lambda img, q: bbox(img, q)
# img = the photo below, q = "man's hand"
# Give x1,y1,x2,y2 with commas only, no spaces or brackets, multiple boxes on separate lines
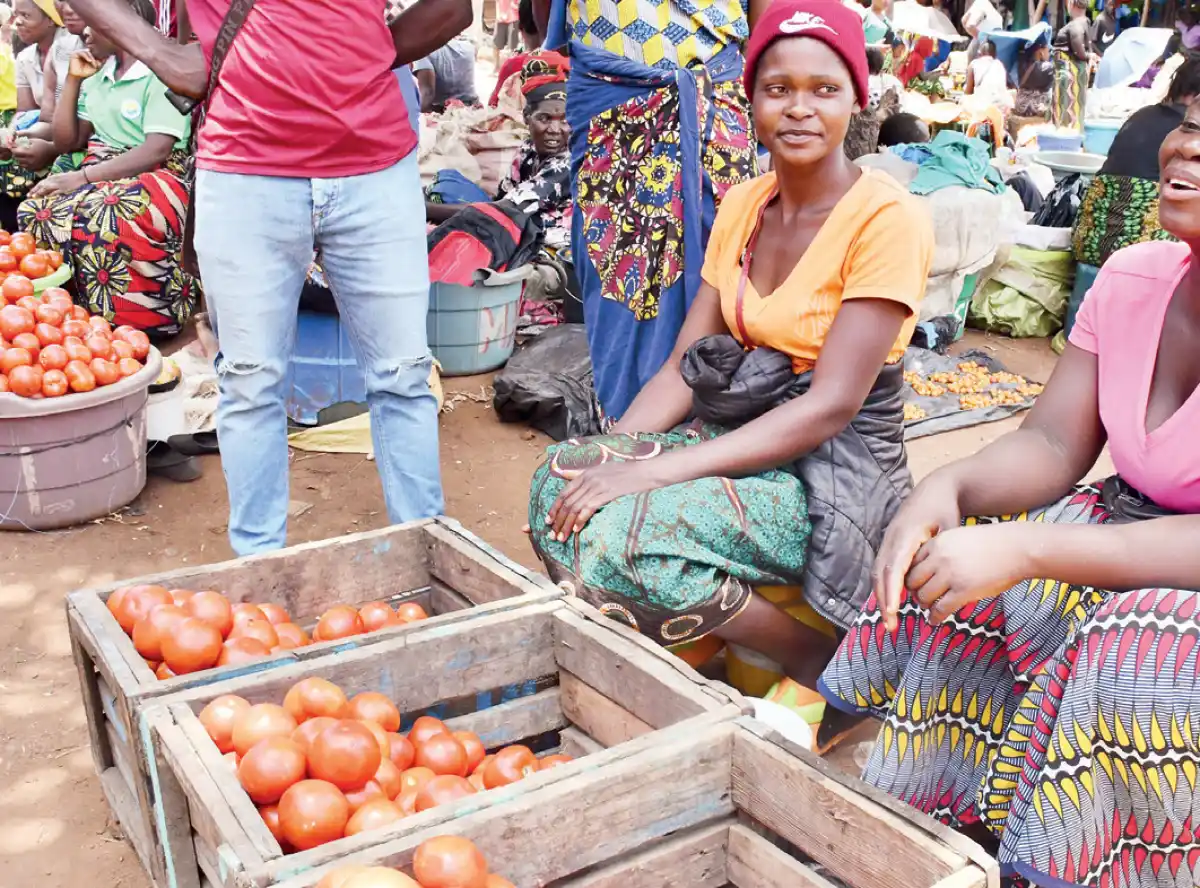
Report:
30,170,88,198
68,50,104,80
12,138,59,172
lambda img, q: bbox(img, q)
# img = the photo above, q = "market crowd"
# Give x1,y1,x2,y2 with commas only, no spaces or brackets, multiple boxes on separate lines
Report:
33,0,1200,883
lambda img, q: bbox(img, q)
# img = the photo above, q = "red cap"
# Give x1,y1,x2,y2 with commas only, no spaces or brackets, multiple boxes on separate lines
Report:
743,0,870,109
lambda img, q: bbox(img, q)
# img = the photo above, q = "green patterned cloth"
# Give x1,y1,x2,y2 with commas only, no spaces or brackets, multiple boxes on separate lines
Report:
1072,173,1175,267
0,148,83,200
527,422,812,645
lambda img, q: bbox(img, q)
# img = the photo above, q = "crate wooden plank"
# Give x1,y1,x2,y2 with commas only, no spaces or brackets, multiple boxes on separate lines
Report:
558,670,653,748
428,580,473,614
442,687,566,750
70,616,114,775
558,727,605,759
727,824,840,888
731,727,966,888
69,591,147,733
268,715,738,888
425,519,546,603
558,821,729,887
99,767,156,877
138,707,204,888
930,868,989,888
552,602,735,731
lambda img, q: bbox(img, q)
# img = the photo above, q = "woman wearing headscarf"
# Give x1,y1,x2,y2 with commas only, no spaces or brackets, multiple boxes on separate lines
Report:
1051,0,1095,131
896,37,935,87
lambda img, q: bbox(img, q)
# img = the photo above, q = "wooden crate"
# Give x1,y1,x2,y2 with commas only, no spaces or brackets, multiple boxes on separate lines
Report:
66,517,556,888
266,717,999,888
143,598,747,888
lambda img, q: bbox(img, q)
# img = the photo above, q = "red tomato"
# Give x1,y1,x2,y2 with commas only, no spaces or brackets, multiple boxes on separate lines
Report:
11,332,40,358
413,775,477,813
238,737,307,805
199,695,251,754
0,304,35,340
386,733,415,772
60,319,90,339
9,233,35,259
185,591,234,636
307,720,382,792
124,329,151,360
85,335,113,361
14,296,40,314
42,287,69,305
40,368,67,397
453,732,487,775
346,693,401,733
33,303,63,326
257,603,291,625
110,339,134,360
19,253,48,279
372,758,403,800
272,622,310,649
64,360,96,393
0,250,17,274
156,662,177,680
0,375,9,393
132,604,188,660
408,716,450,746
217,636,272,666
283,678,348,724
395,602,429,623
117,357,142,378
397,766,436,795
343,779,387,813
88,315,112,334
414,733,468,777
0,231,12,247
230,618,279,650
481,746,538,789
161,618,224,675
34,323,63,347
537,753,574,771
44,250,63,270
0,347,32,372
89,358,120,387
70,305,88,321
357,601,399,632
63,337,92,363
343,798,404,837
291,716,339,755
277,780,349,852
313,605,365,642
231,704,298,759
413,836,489,888
0,274,33,304
7,364,42,397
259,805,284,844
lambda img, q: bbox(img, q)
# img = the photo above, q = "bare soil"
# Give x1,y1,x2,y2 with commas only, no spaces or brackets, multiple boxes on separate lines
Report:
0,333,1104,887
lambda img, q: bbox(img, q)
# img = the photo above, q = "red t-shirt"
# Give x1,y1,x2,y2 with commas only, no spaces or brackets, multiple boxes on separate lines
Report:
188,0,416,178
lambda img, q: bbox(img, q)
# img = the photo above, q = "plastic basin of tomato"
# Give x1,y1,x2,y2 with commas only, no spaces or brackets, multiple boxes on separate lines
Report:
31,263,71,293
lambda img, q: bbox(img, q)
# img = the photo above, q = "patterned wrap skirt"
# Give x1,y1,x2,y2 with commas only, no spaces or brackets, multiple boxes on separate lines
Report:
1052,49,1088,132
1072,174,1176,268
19,142,199,337
820,485,1200,888
527,422,812,645
565,40,757,423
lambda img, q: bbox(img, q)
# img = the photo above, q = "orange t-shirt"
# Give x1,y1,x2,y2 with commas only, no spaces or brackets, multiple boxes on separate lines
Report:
700,168,935,374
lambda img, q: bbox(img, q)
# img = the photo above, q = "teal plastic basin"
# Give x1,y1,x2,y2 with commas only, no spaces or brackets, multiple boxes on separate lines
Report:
427,268,527,376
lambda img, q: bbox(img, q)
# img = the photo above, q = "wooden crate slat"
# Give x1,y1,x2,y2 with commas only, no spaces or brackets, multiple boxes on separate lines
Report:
70,615,114,775
930,868,989,888
68,591,147,730
99,767,156,877
442,687,566,749
425,521,546,603
557,726,605,759
558,670,653,748
556,821,730,888
428,580,473,614
731,727,966,888
726,824,841,888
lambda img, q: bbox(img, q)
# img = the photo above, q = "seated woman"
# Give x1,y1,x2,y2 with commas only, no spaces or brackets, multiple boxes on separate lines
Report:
526,1,933,742
964,40,1010,108
820,100,1200,888
1073,57,1200,269
19,0,198,337
412,33,479,113
1012,41,1052,119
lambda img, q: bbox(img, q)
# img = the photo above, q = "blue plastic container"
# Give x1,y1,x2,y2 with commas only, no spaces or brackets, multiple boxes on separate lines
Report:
1065,262,1100,336
1037,131,1084,152
427,269,526,376
286,311,367,426
1083,119,1121,156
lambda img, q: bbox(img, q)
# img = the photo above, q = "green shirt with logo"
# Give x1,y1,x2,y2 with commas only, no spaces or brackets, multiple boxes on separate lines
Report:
78,58,191,152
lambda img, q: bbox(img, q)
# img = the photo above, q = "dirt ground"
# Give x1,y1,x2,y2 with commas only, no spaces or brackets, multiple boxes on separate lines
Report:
0,332,1108,888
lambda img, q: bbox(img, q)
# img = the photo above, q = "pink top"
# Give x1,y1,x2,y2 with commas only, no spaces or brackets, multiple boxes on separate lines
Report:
188,0,416,178
1069,241,1200,514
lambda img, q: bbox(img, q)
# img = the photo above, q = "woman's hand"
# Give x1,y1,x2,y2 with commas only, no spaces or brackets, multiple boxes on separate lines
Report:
68,50,103,80
12,138,58,171
905,522,1037,624
546,460,668,542
29,170,87,198
874,477,962,632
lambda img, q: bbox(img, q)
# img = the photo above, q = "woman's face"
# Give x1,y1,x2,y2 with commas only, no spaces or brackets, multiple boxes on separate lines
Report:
57,1,85,35
13,0,54,46
753,38,858,169
83,25,115,59
1159,103,1200,241
526,97,568,155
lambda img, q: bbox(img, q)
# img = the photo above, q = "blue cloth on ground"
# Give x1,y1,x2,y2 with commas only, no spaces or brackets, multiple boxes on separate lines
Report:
902,131,1005,195
427,170,493,205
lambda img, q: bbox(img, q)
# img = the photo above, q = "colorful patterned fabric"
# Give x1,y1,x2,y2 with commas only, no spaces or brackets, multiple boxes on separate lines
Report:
565,0,748,71
528,422,811,644
498,141,572,250
1052,48,1087,131
566,40,757,420
19,143,199,336
0,146,82,200
1072,174,1175,268
820,484,1200,888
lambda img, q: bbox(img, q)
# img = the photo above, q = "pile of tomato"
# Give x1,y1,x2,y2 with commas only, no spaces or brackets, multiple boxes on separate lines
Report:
0,286,151,399
106,585,429,681
317,836,513,888
198,677,572,857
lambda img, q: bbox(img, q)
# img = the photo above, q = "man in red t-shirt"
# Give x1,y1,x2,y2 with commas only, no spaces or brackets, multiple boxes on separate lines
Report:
67,0,469,554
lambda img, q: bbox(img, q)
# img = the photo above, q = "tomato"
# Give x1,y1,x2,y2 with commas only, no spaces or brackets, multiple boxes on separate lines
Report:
257,603,291,625
64,360,96,392
218,636,272,666
395,787,419,816
385,733,415,772
156,661,177,680
63,338,92,363
168,588,195,605
283,678,348,724
343,799,403,837
278,780,350,851
1,274,33,303
343,779,386,813
413,733,468,778
185,591,234,636
231,602,267,627
112,585,172,634
19,253,48,279
230,618,279,650
412,836,489,888
238,737,307,805
346,693,401,733
0,250,17,274
481,746,538,789
413,774,476,813
9,233,34,259
467,771,485,792
44,250,63,270
34,323,63,347
0,231,12,247
537,753,573,771
85,335,113,361
372,758,403,800
1,347,32,373
33,303,63,326
199,695,251,754
0,304,35,340
453,732,486,775
70,305,89,321
485,876,517,888
395,602,429,623
313,605,364,642
132,604,188,660
231,704,298,759
118,357,142,378
110,339,134,360
43,286,70,305
0,374,9,394
357,601,399,632
291,717,339,755
260,805,284,845
161,618,224,675
407,716,449,747
356,718,391,763
124,328,150,360
273,622,310,649
11,332,40,358
61,319,90,339
315,866,374,888
7,364,42,397
308,720,382,792
397,766,435,795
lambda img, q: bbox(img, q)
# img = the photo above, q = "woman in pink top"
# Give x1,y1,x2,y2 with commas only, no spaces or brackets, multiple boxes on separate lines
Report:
819,102,1200,888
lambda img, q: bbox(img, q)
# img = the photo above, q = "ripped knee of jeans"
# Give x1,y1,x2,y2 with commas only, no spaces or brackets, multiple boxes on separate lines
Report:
370,353,436,397
215,354,288,398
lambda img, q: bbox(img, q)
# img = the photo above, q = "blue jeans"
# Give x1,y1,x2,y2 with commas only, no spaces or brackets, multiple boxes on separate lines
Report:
194,152,444,555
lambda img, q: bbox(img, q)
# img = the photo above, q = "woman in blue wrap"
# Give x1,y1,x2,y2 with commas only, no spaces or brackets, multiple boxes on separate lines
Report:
534,0,763,423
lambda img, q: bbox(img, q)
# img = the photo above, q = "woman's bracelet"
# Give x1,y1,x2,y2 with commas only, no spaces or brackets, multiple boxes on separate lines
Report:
81,166,90,184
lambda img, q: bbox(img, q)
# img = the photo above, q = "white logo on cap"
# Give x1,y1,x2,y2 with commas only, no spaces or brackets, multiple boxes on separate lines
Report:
778,11,837,34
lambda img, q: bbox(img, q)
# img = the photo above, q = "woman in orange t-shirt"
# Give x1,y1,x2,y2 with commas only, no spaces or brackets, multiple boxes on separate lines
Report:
527,0,933,745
